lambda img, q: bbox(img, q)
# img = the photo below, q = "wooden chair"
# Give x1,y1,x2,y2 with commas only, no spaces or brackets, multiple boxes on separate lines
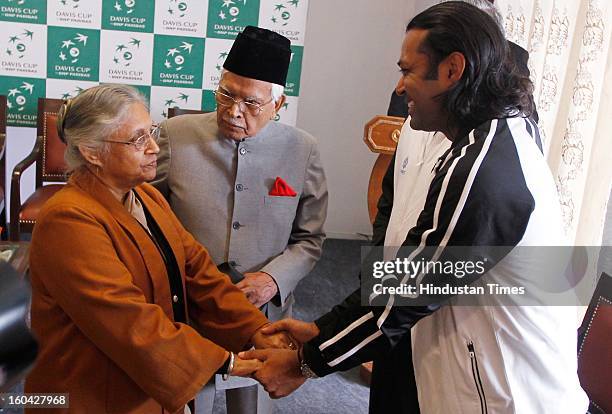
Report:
363,115,405,223
167,107,207,118
359,115,405,384
578,272,612,414
10,98,66,241
0,96,7,239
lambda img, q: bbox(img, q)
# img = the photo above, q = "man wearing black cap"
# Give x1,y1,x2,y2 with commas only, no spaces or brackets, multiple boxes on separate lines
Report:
153,26,328,414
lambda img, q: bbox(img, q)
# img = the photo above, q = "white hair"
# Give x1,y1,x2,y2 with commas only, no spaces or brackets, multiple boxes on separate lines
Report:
57,84,147,173
271,83,285,103
220,69,285,103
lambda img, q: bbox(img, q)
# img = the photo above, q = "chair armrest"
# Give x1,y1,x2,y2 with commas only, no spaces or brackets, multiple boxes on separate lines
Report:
0,133,6,161
363,115,405,155
0,132,6,191
10,135,42,238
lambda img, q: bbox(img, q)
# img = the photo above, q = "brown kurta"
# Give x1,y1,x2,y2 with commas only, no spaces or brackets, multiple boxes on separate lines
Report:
25,169,268,413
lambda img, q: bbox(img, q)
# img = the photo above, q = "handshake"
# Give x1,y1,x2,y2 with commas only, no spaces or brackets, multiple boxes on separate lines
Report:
229,318,321,398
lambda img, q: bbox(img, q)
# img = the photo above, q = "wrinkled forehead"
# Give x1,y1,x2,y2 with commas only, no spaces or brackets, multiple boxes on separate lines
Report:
219,70,273,98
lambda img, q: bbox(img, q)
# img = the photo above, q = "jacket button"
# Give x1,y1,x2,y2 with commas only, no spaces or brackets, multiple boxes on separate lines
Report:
239,147,247,155
236,184,244,191
232,221,241,230
172,295,179,303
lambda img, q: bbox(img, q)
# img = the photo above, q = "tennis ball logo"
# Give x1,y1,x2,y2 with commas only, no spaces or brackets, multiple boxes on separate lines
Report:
5,30,34,60
113,0,136,14
167,0,188,18
218,0,246,23
163,41,193,72
270,1,300,26
60,87,84,100
113,38,141,67
161,92,190,117
273,102,289,122
60,0,81,8
6,82,35,112
58,33,88,64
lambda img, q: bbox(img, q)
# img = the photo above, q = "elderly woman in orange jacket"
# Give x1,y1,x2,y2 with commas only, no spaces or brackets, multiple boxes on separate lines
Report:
25,84,289,413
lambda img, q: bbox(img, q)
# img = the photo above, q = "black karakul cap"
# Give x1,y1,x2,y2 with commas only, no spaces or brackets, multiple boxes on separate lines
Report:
223,26,291,86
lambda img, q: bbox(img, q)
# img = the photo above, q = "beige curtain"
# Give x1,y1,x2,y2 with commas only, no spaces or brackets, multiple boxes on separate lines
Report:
496,0,612,246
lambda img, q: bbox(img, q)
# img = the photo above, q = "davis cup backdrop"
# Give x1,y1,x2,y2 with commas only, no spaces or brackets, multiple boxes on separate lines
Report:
0,0,309,128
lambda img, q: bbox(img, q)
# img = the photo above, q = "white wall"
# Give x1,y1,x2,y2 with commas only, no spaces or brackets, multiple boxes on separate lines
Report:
4,1,419,238
296,0,416,239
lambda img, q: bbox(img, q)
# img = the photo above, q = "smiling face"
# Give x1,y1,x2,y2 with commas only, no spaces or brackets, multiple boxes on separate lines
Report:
95,103,159,193
216,71,283,141
396,29,453,135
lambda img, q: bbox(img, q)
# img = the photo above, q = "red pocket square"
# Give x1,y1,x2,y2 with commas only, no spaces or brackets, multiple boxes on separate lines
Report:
269,176,297,197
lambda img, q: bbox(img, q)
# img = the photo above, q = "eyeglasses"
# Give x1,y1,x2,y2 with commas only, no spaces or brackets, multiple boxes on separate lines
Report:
103,124,161,151
213,89,273,116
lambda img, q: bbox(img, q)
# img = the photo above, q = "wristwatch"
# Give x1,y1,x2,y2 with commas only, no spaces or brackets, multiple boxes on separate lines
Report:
299,347,318,379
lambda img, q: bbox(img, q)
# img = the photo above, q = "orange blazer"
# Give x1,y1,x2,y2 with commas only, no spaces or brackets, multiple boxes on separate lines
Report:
25,169,268,413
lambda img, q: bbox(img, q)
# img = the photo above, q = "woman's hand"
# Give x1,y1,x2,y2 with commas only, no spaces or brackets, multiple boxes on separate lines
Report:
230,353,263,378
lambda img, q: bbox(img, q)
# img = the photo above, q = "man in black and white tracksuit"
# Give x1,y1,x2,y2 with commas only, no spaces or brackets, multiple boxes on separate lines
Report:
241,3,589,413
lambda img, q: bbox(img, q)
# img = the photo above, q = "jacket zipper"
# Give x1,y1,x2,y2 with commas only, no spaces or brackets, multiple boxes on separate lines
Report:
468,341,488,414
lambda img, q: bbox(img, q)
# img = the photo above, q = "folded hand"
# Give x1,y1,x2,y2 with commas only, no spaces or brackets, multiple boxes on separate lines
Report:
259,318,320,346
238,348,306,398
251,324,297,350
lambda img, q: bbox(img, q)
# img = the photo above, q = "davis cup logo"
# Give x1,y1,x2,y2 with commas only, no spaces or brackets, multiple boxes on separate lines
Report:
164,41,193,72
270,0,299,26
7,81,34,112
273,101,289,121
60,86,84,100
58,33,88,64
218,0,247,23
113,0,136,14
5,29,34,59
114,38,141,67
167,0,188,18
7,0,26,5
215,51,228,72
161,92,189,117
59,0,81,8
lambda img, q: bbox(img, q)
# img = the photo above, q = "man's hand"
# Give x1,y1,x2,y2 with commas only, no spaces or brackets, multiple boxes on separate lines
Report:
238,349,306,398
236,271,278,307
260,318,320,346
250,324,296,350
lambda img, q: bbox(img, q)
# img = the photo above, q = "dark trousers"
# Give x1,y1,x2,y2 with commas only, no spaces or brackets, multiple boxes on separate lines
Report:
369,333,420,414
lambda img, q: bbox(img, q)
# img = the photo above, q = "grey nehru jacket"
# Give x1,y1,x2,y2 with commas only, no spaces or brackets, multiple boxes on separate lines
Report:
153,112,328,319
